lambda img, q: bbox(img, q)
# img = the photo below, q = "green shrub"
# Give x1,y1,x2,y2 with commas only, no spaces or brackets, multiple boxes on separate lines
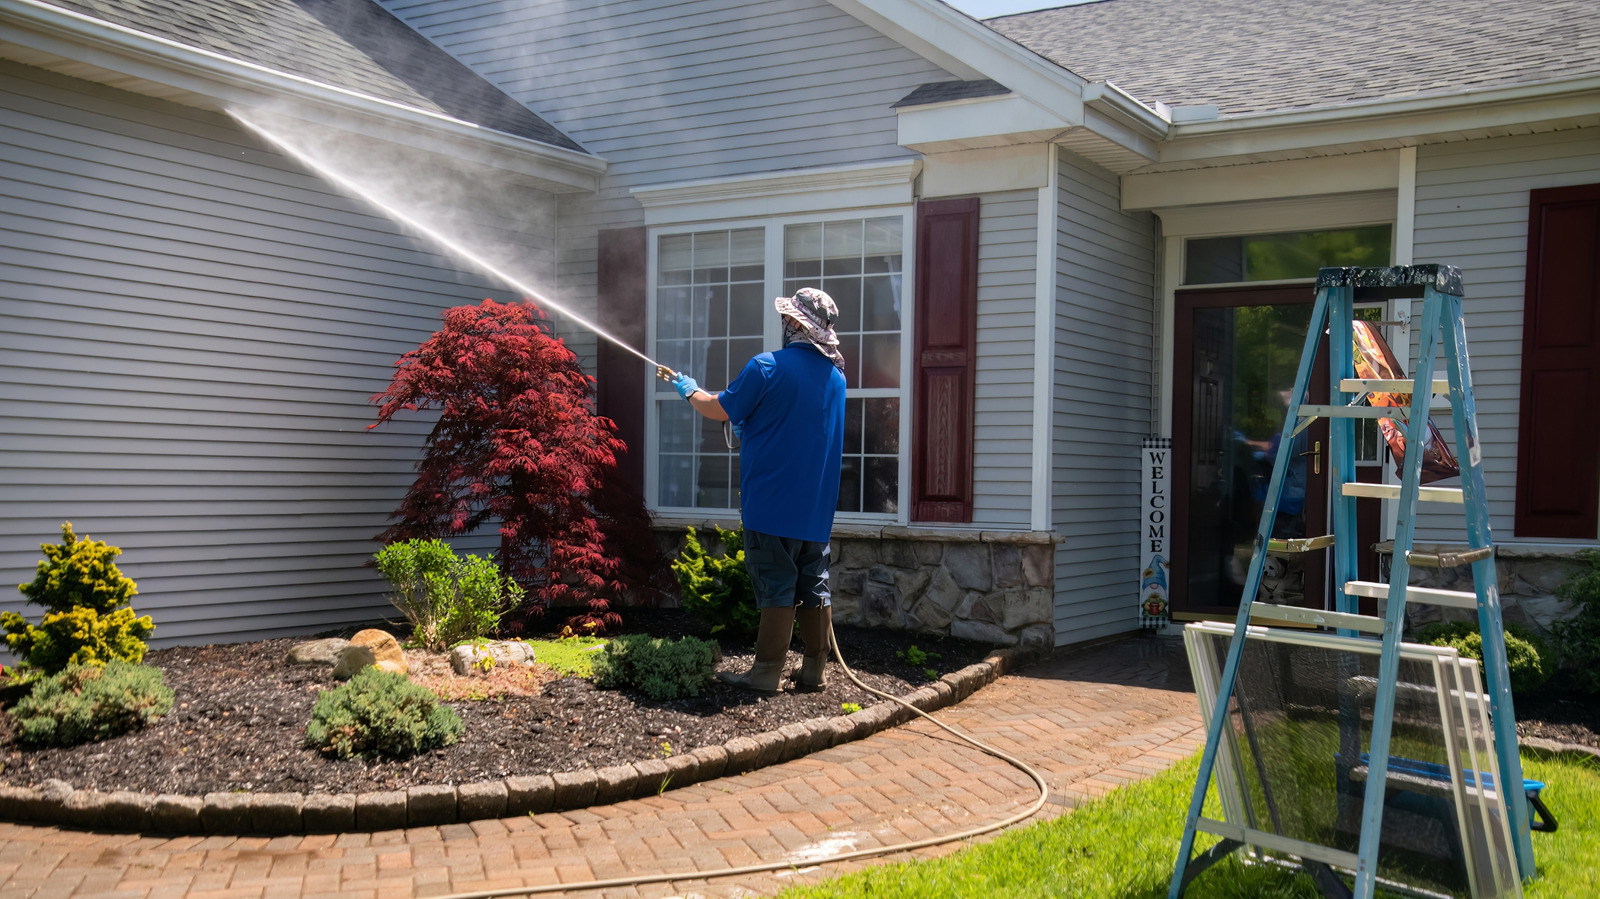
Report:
3,522,155,672
9,660,173,747
1414,619,1552,694
374,538,525,652
592,633,719,701
671,526,759,637
1552,549,1600,694
305,667,464,759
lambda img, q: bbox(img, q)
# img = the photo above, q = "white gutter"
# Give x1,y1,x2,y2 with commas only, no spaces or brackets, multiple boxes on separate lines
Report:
0,0,606,191
1082,81,1171,142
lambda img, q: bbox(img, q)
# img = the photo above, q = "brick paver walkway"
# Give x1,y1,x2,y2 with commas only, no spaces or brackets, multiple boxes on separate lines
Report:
0,633,1203,899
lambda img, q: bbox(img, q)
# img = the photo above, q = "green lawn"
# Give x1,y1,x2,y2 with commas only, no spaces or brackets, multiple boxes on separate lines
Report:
776,749,1600,899
521,636,607,677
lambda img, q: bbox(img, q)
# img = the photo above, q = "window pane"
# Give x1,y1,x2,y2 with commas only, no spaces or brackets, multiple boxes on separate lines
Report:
660,453,693,506
864,457,898,514
785,224,821,279
657,286,691,339
823,219,863,271
697,455,732,507
656,341,691,391
863,217,902,259
863,398,899,455
822,277,863,331
693,231,729,284
861,334,900,389
837,457,862,513
1184,236,1243,285
707,284,729,338
728,338,762,380
730,228,764,282
838,334,862,388
660,402,694,452
704,340,728,391
659,235,692,284
1185,225,1393,285
844,397,864,454
862,274,901,331
730,282,765,336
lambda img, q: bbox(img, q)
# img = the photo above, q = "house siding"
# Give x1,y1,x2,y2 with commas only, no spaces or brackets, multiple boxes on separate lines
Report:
1412,128,1600,542
0,61,544,646
972,189,1040,528
1052,150,1158,645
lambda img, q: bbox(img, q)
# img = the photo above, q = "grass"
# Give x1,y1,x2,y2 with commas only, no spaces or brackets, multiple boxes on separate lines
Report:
520,636,607,678
775,749,1600,899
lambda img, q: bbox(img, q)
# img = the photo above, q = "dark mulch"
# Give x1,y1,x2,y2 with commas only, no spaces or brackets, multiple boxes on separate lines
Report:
0,609,993,796
1515,690,1600,750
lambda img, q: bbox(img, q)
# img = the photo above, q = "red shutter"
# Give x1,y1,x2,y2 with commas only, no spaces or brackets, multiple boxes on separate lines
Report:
596,226,648,494
912,197,979,522
1515,183,1600,539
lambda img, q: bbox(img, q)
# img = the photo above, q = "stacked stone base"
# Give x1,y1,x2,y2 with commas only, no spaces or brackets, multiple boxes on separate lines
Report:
1375,541,1589,637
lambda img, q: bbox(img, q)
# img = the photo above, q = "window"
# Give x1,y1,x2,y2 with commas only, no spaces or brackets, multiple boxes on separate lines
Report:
651,215,907,517
1185,225,1393,285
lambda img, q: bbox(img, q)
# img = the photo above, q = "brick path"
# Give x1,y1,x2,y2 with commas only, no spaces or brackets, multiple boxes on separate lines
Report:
0,633,1203,899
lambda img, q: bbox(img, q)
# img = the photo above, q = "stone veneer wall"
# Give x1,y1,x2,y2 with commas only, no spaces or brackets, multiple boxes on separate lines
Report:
652,521,1062,648
1375,541,1594,637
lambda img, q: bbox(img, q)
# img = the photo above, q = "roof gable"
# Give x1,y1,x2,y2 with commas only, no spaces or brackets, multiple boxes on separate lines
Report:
990,0,1600,117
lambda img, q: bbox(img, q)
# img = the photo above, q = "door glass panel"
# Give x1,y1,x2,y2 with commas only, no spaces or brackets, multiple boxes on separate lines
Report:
1185,303,1314,610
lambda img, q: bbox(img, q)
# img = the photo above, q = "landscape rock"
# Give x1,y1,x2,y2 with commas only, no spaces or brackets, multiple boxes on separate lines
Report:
333,629,406,679
286,638,348,667
449,640,536,676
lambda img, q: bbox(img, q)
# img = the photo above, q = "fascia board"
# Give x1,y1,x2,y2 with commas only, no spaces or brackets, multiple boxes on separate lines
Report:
897,93,1073,152
1159,73,1600,165
631,158,920,226
830,0,1086,120
0,0,604,192
1124,150,1401,211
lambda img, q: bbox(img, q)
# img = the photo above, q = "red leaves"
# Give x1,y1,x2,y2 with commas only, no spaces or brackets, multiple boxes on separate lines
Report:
370,299,665,626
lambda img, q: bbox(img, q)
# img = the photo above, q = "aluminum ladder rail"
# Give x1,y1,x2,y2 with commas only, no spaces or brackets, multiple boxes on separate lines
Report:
1167,264,1534,898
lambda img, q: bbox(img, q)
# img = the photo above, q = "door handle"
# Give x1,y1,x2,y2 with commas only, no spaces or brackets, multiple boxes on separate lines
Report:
1298,440,1322,475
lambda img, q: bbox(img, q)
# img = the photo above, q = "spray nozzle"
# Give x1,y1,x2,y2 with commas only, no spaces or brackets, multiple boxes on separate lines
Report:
655,365,679,383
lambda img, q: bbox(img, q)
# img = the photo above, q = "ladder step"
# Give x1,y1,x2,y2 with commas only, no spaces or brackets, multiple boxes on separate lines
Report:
1250,601,1387,634
1297,404,1397,421
1340,482,1464,503
1407,546,1494,568
1197,817,1361,871
1340,378,1451,395
1267,534,1335,553
1344,580,1480,610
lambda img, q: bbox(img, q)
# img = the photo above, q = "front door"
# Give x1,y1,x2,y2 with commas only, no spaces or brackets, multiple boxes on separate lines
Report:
1171,285,1329,618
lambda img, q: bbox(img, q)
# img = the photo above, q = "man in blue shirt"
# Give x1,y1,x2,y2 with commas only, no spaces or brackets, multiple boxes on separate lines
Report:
658,288,847,693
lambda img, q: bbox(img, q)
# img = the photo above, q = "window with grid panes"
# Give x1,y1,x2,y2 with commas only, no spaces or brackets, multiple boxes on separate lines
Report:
654,229,765,508
783,217,903,515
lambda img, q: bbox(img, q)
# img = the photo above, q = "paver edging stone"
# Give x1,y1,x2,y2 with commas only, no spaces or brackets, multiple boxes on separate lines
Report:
0,644,1043,835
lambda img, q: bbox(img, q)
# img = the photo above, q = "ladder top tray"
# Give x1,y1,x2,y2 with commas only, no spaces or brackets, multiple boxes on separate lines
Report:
1316,264,1463,296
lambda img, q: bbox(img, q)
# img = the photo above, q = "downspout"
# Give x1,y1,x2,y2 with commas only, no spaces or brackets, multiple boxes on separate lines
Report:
1030,145,1059,533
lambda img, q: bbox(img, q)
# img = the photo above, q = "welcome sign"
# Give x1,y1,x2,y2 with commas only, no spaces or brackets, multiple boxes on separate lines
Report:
1140,437,1172,628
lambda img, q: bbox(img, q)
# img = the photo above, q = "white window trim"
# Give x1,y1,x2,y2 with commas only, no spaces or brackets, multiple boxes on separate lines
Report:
644,207,917,526
631,159,920,228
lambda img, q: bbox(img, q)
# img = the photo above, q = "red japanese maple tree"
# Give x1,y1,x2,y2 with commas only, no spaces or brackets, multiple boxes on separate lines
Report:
370,298,663,633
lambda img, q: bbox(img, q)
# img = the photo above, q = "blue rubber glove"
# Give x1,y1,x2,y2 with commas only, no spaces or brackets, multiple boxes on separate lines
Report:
672,372,700,400
731,421,744,440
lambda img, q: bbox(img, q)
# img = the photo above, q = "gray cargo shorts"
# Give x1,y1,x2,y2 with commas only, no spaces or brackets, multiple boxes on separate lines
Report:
742,529,831,610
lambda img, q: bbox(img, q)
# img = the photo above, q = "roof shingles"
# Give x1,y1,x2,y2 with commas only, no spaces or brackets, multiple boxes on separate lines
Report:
988,0,1600,117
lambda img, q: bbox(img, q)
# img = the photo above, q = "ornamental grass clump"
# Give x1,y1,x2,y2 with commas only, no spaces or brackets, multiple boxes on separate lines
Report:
9,659,174,747
374,538,525,652
592,633,720,701
305,666,464,759
3,522,155,673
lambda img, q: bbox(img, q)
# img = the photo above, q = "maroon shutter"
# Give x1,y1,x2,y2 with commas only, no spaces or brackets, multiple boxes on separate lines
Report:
912,197,979,522
1515,183,1600,539
596,226,649,494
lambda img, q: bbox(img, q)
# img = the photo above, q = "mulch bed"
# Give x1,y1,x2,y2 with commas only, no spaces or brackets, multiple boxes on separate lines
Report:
1515,691,1600,751
0,609,994,796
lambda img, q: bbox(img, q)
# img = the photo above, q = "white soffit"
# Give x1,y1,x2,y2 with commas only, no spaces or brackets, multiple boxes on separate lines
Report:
0,0,604,193
922,144,1051,197
631,159,921,226
1124,150,1402,211
898,93,1073,152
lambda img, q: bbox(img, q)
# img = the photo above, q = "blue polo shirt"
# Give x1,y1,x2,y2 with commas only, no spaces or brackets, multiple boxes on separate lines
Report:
717,344,846,543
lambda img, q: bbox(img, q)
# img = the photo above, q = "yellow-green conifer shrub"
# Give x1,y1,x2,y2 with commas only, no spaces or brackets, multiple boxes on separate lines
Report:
4,522,155,672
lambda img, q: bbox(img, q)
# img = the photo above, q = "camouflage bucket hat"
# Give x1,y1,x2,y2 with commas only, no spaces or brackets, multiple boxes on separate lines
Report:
774,287,844,370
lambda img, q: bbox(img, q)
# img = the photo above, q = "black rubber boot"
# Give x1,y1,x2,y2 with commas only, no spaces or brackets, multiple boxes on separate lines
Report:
719,605,795,694
794,605,831,691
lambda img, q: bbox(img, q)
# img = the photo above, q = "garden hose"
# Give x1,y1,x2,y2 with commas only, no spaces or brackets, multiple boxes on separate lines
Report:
432,623,1051,898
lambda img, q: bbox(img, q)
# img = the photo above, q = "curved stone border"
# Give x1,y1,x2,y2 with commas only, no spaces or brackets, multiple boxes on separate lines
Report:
1519,735,1600,762
0,645,1046,836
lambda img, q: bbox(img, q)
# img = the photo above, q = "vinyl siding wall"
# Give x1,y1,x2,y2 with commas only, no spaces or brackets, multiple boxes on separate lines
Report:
0,61,547,647
1412,128,1600,542
973,190,1041,528
1051,150,1158,645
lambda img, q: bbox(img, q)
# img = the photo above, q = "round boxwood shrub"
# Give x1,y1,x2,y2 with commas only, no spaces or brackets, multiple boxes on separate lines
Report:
9,659,174,747
305,667,464,759
1414,620,1552,695
592,633,719,701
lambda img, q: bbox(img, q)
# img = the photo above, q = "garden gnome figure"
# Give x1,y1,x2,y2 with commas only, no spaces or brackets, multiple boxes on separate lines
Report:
658,287,846,693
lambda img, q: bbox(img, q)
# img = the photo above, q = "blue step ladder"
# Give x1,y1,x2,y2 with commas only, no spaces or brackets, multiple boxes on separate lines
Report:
1167,265,1535,898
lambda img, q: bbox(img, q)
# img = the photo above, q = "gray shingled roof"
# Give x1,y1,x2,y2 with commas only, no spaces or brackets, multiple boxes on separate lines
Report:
43,0,584,152
893,79,1012,108
989,0,1600,117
